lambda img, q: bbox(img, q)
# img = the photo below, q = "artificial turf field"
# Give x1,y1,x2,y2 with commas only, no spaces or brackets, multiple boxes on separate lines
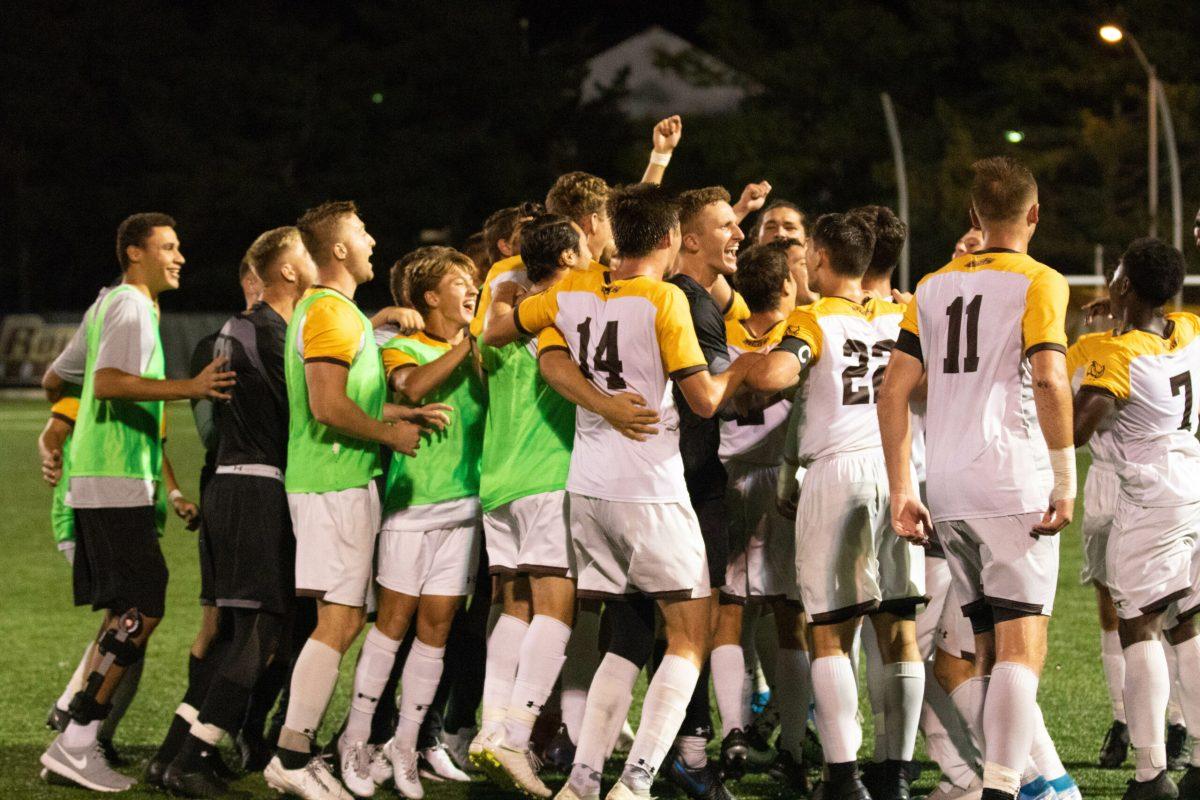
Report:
0,397,1148,799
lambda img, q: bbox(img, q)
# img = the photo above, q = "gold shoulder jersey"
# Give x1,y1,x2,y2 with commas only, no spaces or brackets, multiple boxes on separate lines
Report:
724,290,751,322
1081,312,1200,507
898,250,1068,522
515,268,707,503
719,318,789,464
471,256,607,339
781,296,904,464
1068,331,1120,467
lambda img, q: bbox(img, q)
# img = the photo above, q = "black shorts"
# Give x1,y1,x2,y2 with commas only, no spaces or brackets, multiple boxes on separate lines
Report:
73,506,169,618
692,493,729,591
200,473,294,615
198,524,217,606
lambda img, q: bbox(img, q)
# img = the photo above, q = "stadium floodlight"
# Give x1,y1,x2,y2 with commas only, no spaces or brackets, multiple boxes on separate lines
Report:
1098,24,1123,43
1004,130,1025,144
372,92,384,104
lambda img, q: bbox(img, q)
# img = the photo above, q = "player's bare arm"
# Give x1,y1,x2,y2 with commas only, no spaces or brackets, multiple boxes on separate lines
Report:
162,450,199,529
676,351,763,419
38,415,71,486
306,360,420,456
93,355,236,402
640,114,682,186
389,337,474,403
1030,348,1076,535
877,349,933,545
371,305,425,334
775,397,803,518
383,402,452,432
538,347,660,441
731,181,772,223
1072,386,1116,448
743,346,807,394
41,367,65,402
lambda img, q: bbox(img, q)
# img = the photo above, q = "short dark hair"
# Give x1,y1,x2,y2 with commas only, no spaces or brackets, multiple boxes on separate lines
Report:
483,206,524,265
812,212,876,277
971,157,1037,224
116,212,176,269
520,214,581,284
608,183,681,258
678,186,731,233
760,199,805,222
296,200,358,264
852,205,907,278
734,244,792,313
1121,237,1184,306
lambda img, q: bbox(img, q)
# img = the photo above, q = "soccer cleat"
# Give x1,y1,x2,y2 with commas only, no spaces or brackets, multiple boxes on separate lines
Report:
1100,720,1131,769
338,737,377,797
386,739,425,799
419,743,471,782
544,724,577,772
1019,776,1056,800
557,782,598,800
863,759,912,800
811,771,871,800
481,741,552,797
1177,766,1200,800
163,760,228,798
1168,726,1191,771
236,730,274,772
264,754,355,800
443,726,478,773
40,735,136,793
765,749,808,795
369,743,393,785
145,757,169,789
720,729,750,780
606,780,652,800
664,751,737,800
46,704,71,733
925,777,984,800
743,725,774,768
1049,774,1082,800
1120,771,1179,800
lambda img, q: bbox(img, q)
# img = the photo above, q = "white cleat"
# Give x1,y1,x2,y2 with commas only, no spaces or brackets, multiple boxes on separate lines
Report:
483,742,552,798
926,777,983,800
337,737,377,797
265,754,355,800
555,782,598,800
443,726,478,773
385,740,425,799
468,727,494,770
40,735,135,793
419,743,471,782
368,743,393,785
604,780,648,800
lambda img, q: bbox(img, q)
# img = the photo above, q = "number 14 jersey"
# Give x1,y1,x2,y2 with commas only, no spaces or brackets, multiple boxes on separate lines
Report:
514,268,708,504
898,250,1069,522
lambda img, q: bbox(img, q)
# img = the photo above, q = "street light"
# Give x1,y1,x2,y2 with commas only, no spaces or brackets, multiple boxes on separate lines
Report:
1099,23,1183,254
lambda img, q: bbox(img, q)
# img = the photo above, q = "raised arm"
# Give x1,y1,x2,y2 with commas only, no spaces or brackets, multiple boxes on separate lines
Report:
731,181,772,223
640,115,682,185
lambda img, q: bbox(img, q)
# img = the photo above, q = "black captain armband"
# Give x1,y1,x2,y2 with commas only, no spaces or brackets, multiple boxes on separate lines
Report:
777,336,813,369
895,329,923,363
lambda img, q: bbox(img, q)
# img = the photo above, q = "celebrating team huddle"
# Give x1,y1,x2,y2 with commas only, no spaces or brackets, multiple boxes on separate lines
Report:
32,115,1200,800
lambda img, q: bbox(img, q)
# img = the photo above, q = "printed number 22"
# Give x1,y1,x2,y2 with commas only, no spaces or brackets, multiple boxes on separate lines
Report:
577,319,627,390
943,295,982,374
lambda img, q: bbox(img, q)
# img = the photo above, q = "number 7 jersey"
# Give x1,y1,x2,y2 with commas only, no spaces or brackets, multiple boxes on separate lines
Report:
897,250,1069,522
514,268,709,504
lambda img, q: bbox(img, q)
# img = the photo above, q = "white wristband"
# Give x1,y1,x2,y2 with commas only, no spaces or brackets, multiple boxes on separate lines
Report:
1048,447,1076,503
169,489,184,504
649,150,672,167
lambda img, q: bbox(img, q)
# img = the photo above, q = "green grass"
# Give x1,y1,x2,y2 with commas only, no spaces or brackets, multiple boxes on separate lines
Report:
0,398,1134,798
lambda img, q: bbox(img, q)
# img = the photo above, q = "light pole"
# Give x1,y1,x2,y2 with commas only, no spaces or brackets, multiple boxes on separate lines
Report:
881,92,910,290
1100,24,1183,253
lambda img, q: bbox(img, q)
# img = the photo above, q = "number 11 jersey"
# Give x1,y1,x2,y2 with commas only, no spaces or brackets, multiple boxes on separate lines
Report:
897,250,1069,522
514,268,709,504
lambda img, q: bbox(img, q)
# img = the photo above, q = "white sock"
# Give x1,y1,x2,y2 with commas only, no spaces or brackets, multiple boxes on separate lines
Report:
1101,630,1127,724
1029,704,1066,781
62,719,101,749
711,644,746,736
505,615,571,749
675,734,708,769
58,642,95,711
1124,639,1170,780
282,639,343,746
561,608,601,745
885,661,925,761
1170,636,1200,767
343,627,402,745
190,719,226,747
396,639,445,752
951,675,988,756
1165,639,1186,726
481,614,528,738
775,648,812,758
570,653,640,798
811,654,861,764
863,630,887,762
624,655,700,784
982,663,1040,781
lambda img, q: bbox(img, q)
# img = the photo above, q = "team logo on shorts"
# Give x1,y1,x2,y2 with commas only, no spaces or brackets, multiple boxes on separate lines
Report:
1087,360,1106,380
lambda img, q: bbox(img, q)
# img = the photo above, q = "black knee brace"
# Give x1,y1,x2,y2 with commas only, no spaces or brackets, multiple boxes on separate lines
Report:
69,609,144,724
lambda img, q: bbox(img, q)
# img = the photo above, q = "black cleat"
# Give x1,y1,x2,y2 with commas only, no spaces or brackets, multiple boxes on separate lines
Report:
200,746,240,782
46,705,70,733
145,758,169,789
721,729,750,780
1169,725,1190,771
766,749,808,796
1121,771,1179,800
1178,766,1200,800
743,725,774,769
862,760,912,800
665,750,737,800
813,773,871,800
163,761,229,798
543,724,577,773
1100,720,1131,769
236,731,273,773
97,738,129,768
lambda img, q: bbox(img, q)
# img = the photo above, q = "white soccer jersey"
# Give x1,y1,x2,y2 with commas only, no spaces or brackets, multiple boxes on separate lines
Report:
899,250,1069,522
781,296,904,464
719,318,791,465
1080,312,1200,507
1068,332,1120,468
515,268,708,504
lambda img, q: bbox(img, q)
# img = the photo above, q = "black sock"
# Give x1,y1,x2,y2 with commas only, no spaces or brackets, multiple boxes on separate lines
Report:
827,760,858,782
154,713,192,764
277,746,310,770
981,789,1016,800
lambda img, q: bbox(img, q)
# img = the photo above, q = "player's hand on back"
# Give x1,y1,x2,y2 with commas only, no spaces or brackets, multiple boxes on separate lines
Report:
890,491,933,546
1082,297,1112,325
891,288,914,305
372,306,425,334
387,420,423,457
492,281,528,311
1032,497,1074,537
599,391,659,442
191,355,236,401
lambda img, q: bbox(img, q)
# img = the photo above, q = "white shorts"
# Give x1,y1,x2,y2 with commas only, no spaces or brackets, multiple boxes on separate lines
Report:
935,512,1059,619
483,490,574,578
569,493,710,600
289,483,380,607
377,517,480,597
1107,497,1200,622
794,451,925,623
917,556,950,659
723,461,795,601
936,567,976,659
1080,464,1119,586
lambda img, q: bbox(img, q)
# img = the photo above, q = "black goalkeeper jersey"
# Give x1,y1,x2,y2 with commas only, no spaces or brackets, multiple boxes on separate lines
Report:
212,301,289,470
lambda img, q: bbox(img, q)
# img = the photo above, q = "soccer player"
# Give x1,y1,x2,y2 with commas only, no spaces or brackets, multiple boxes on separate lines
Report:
747,212,925,800
39,213,235,792
953,228,984,259
1074,238,1200,800
160,226,319,797
877,157,1075,800
265,201,424,800
754,200,807,247
336,246,483,800
484,183,760,800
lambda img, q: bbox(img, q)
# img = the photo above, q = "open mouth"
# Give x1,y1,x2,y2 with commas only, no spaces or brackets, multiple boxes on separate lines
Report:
724,243,739,262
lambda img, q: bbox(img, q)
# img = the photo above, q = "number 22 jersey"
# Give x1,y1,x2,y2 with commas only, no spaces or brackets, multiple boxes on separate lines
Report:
897,250,1069,522
514,268,708,504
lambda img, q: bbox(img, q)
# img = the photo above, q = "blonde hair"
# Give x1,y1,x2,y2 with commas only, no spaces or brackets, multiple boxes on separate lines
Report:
390,246,475,315
245,226,303,281
546,172,610,222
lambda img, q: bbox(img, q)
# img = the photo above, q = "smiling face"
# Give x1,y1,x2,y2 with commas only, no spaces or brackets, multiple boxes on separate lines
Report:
427,266,479,327
758,206,806,245
687,200,744,277
130,226,185,295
